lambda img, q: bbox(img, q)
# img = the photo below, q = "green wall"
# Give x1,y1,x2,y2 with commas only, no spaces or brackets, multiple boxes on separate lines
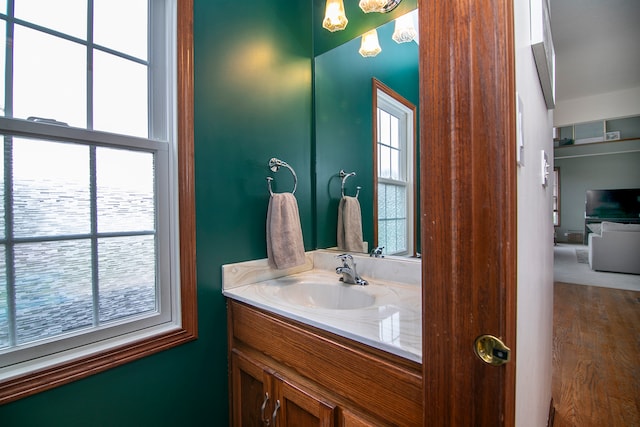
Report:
0,1,312,425
554,140,640,242
315,19,419,250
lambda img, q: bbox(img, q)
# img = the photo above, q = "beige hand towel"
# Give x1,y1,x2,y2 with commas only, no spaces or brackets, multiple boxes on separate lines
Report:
266,193,306,269
337,196,364,252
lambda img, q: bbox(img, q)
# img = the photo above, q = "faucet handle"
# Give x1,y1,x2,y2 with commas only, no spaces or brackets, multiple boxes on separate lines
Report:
370,246,385,258
336,253,353,262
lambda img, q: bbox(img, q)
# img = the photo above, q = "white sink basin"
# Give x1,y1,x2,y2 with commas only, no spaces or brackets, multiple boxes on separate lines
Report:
279,282,375,310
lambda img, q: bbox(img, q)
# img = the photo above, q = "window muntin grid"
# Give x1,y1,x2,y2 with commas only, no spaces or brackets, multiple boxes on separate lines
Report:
0,0,176,372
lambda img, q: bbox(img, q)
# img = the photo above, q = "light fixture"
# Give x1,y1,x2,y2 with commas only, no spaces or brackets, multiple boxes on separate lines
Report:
322,0,348,32
359,0,403,13
359,0,387,13
392,12,417,43
359,29,382,57
380,0,403,13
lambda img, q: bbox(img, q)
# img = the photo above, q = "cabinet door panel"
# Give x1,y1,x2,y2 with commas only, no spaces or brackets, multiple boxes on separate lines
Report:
231,350,273,427
341,410,378,427
277,377,335,427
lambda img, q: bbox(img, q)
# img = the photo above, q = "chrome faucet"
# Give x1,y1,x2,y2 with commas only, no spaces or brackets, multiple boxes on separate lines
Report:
335,254,368,286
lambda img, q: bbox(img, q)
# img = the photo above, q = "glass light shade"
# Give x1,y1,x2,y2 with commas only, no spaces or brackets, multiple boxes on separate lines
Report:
359,0,387,13
359,29,382,57
322,0,348,32
392,14,417,43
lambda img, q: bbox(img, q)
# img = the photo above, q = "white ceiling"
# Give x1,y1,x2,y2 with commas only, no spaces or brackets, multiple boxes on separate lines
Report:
549,0,640,102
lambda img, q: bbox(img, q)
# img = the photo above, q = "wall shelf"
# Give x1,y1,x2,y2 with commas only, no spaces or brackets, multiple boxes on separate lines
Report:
554,115,640,148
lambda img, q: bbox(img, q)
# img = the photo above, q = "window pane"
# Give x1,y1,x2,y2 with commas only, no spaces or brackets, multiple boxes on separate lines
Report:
385,185,397,219
378,220,386,249
390,115,399,148
97,147,155,233
94,0,148,60
379,109,390,145
14,240,93,345
15,0,87,39
395,185,406,218
0,0,6,14
377,183,408,255
0,21,5,116
391,148,400,180
396,219,406,252
380,145,391,179
384,220,397,254
377,183,386,217
93,50,148,137
98,235,156,323
13,25,86,126
13,138,90,237
0,246,7,349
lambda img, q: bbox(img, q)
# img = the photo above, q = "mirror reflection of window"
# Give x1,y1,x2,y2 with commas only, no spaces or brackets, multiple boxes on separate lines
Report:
374,80,415,256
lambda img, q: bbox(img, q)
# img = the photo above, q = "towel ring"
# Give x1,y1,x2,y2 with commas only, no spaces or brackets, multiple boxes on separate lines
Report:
339,169,361,199
267,158,297,196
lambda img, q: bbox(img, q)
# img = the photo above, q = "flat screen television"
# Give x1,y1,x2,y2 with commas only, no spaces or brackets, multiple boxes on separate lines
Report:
585,188,640,219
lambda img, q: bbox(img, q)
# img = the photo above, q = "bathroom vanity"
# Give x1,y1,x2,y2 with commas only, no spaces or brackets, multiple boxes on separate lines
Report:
223,251,422,426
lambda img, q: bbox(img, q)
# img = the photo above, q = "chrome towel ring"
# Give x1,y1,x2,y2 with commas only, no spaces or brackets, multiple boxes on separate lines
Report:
340,169,361,198
267,158,297,196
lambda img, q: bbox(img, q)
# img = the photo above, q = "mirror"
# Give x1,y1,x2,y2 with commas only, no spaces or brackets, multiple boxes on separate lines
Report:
314,9,419,257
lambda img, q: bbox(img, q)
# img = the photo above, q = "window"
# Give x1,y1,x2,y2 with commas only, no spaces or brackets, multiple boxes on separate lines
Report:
373,79,416,256
0,0,196,403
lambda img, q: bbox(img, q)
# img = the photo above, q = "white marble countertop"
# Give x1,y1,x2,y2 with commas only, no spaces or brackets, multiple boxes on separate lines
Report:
222,251,422,362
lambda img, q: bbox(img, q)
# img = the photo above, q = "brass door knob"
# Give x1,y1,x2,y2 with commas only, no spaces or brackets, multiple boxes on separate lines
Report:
474,334,511,366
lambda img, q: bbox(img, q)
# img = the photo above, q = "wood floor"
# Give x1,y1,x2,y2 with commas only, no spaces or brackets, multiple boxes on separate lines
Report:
552,282,640,427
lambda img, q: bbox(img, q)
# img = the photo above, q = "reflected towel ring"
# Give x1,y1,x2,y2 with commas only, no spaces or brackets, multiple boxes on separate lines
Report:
267,158,297,196
339,169,361,199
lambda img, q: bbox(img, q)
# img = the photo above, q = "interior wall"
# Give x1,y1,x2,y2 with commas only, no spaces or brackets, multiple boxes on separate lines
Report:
513,0,555,425
0,1,312,425
192,2,313,426
554,151,640,241
554,86,640,127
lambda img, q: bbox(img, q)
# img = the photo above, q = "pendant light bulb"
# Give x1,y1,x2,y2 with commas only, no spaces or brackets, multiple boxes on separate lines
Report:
392,13,417,43
322,0,348,32
359,29,382,57
359,0,387,13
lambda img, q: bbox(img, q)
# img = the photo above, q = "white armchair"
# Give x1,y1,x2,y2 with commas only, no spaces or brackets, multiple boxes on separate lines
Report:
588,222,640,275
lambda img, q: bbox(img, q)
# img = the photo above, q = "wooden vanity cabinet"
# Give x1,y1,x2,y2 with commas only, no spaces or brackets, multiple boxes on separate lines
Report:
227,300,423,426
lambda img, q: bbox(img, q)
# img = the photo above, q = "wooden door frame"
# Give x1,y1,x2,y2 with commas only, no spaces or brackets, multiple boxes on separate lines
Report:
419,1,517,425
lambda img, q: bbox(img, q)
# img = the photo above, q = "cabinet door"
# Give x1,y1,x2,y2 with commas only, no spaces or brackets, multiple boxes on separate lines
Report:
274,375,336,427
231,350,274,427
340,409,378,427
